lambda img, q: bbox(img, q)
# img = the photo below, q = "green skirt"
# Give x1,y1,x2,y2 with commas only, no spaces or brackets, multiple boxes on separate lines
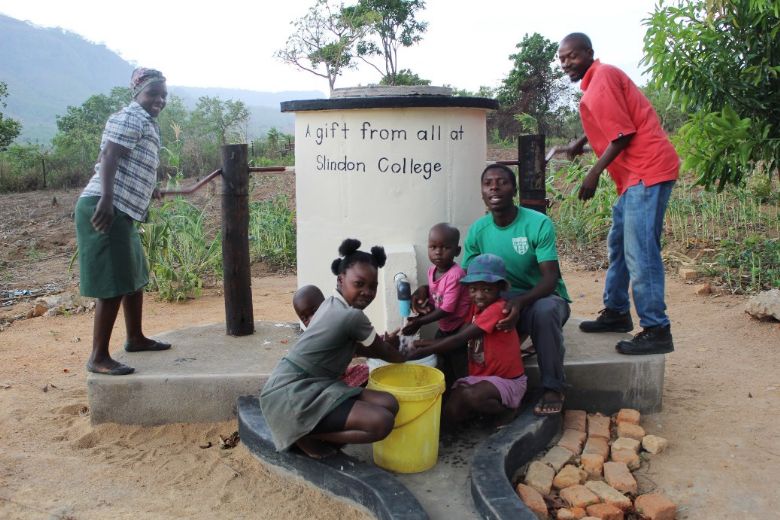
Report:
75,196,149,299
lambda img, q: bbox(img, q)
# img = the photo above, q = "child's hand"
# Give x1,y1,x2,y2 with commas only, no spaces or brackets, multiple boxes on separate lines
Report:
411,286,432,314
382,329,400,348
401,316,422,336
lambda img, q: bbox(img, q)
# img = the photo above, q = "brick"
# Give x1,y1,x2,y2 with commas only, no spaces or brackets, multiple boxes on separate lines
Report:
583,436,610,459
603,462,637,494
516,483,549,520
642,435,669,455
580,453,604,479
610,448,640,470
553,464,587,490
611,437,640,453
584,481,632,511
634,493,677,520
557,507,588,519
616,422,645,441
558,428,587,455
695,283,712,295
588,414,611,440
679,267,697,280
586,503,624,520
615,409,640,426
525,460,555,496
559,484,601,509
564,409,587,432
541,445,576,472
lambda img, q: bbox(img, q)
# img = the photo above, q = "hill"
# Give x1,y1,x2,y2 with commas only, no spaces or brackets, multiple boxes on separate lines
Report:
0,14,323,143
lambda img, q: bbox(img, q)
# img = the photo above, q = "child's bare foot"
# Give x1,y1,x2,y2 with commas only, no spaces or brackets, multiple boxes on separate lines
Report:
294,438,340,460
86,359,135,375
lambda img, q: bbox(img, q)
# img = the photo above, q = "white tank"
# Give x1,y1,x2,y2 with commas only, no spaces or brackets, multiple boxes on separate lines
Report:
282,87,498,334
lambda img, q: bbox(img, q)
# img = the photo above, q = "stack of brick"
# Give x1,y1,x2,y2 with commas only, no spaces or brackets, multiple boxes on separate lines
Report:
516,408,677,520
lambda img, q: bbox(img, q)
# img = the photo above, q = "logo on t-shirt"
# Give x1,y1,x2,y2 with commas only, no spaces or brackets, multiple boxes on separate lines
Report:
512,236,529,255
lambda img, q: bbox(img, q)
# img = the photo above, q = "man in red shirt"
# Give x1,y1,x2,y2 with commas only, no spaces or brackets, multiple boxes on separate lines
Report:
558,33,679,355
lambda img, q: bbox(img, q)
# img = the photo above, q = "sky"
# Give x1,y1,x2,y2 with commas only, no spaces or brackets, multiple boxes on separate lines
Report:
0,0,661,95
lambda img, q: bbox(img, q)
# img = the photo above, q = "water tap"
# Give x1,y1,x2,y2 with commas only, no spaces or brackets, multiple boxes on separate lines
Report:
394,272,411,319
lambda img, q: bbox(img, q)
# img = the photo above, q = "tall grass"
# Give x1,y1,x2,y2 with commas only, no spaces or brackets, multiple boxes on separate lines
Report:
140,198,222,302
547,158,617,246
548,160,780,293
248,195,296,270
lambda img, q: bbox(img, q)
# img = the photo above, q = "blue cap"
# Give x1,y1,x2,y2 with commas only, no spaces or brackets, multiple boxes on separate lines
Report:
460,254,508,284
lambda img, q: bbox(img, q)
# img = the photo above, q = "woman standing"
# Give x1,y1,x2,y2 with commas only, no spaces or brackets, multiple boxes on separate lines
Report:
75,68,170,376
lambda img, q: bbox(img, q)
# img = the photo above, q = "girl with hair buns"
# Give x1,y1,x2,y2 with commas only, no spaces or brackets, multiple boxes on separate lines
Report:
75,67,170,376
260,239,406,459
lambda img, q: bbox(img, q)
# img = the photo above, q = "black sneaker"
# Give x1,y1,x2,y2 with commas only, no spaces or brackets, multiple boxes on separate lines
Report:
616,325,674,355
579,308,634,333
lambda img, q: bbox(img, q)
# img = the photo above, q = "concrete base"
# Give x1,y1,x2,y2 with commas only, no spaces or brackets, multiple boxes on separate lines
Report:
86,321,299,425
87,317,663,425
524,318,665,414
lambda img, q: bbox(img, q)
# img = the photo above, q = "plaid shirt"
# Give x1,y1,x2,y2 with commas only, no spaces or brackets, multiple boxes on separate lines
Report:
81,101,161,221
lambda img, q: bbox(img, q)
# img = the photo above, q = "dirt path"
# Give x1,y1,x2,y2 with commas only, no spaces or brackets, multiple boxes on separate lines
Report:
1,266,778,519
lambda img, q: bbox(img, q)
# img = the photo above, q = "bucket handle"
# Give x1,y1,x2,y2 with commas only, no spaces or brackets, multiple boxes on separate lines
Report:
391,395,441,430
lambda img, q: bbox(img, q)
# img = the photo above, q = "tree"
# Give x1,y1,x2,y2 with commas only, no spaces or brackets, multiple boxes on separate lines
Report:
353,0,427,85
643,0,780,190
52,87,131,178
495,33,572,137
378,68,430,85
0,82,22,151
189,97,250,145
276,0,373,93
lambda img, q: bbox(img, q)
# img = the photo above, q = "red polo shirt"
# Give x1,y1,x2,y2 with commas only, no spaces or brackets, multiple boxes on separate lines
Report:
580,60,679,195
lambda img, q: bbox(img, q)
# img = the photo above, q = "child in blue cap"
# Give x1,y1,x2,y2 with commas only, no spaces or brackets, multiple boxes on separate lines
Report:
406,253,526,429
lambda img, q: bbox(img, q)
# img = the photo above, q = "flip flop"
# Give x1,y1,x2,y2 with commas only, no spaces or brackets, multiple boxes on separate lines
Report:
124,340,172,352
521,345,537,359
534,392,564,416
86,362,135,376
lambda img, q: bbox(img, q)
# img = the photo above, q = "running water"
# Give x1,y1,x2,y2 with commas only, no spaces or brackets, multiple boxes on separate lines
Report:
398,317,415,356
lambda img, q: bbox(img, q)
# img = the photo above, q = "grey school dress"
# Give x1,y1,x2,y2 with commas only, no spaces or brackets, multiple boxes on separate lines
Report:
260,291,377,451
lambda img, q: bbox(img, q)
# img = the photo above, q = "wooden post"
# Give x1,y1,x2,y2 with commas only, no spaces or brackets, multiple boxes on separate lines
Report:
221,144,254,336
517,134,547,214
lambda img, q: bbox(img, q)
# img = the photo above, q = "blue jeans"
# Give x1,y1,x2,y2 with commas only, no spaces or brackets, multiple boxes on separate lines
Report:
603,180,674,328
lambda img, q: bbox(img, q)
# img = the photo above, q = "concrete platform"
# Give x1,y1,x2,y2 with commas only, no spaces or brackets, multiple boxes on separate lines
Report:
87,318,663,425
87,321,299,425
525,318,665,414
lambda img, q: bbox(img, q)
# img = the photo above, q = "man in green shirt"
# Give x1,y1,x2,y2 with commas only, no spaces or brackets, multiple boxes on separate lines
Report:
463,164,571,415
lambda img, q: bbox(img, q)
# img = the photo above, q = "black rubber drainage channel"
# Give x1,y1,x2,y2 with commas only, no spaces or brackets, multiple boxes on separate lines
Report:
470,407,562,519
237,396,428,520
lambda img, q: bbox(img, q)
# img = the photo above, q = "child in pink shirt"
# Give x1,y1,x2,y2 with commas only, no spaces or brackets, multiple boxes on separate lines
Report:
402,223,471,388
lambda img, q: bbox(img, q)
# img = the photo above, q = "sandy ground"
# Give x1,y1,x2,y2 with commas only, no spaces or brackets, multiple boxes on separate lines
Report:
1,182,779,518
1,267,779,519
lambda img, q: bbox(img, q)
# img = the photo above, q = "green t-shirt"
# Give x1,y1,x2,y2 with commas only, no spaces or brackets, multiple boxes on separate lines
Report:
462,206,570,302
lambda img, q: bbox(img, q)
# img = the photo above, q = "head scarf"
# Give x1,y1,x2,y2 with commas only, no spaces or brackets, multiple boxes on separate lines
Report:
130,68,166,98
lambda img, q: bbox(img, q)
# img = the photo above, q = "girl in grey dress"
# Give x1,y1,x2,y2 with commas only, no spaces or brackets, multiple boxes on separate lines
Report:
260,239,406,458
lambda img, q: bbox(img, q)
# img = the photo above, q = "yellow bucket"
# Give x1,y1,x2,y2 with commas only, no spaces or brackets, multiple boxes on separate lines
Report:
367,364,445,473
